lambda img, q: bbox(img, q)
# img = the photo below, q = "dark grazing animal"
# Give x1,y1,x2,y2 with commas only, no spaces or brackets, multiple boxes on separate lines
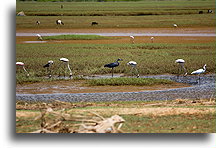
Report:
91,22,98,26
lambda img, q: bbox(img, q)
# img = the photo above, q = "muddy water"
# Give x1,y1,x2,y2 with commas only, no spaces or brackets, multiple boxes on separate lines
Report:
16,32,216,37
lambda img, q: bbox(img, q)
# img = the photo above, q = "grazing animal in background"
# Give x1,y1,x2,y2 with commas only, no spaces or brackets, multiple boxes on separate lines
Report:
173,24,178,28
16,62,29,77
127,61,139,78
91,22,98,26
43,60,54,78
207,9,213,13
61,5,64,9
58,58,72,79
104,58,123,77
56,19,64,26
150,37,154,43
175,59,187,77
36,34,43,41
199,11,203,14
36,21,40,25
191,64,206,84
130,35,135,44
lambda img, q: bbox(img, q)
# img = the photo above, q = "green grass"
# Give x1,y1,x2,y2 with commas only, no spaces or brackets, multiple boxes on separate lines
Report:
122,113,216,133
43,35,114,40
16,43,215,78
87,77,173,86
16,1,215,29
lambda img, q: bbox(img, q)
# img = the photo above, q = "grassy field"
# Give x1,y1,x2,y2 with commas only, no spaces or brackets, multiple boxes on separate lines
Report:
87,77,173,86
16,43,215,83
16,99,216,133
16,0,215,29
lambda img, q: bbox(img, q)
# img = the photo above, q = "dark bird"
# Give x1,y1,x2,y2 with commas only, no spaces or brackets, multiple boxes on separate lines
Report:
43,60,54,78
104,58,123,77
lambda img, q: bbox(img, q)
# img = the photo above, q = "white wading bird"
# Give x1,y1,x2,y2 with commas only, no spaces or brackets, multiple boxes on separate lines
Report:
58,58,72,79
175,59,187,76
43,60,54,78
191,64,206,83
130,36,135,44
36,34,43,41
127,61,139,78
173,24,178,28
150,37,154,43
16,62,29,77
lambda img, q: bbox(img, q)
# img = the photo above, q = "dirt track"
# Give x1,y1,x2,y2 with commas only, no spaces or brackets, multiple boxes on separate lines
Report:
16,27,215,44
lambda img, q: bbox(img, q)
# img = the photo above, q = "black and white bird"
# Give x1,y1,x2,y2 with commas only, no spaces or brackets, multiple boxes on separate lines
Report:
36,34,43,41
104,58,123,77
58,58,72,78
175,59,187,76
127,61,139,78
36,21,40,25
16,62,29,77
56,19,64,25
43,60,54,78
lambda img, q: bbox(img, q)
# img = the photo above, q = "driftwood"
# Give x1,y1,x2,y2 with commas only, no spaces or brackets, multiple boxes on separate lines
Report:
30,105,125,133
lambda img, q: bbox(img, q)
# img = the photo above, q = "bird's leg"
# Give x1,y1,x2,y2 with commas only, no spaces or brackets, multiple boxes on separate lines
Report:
48,67,52,78
134,67,139,78
130,67,134,76
22,66,29,77
67,63,72,79
57,62,63,78
64,63,66,78
111,68,114,77
181,64,187,76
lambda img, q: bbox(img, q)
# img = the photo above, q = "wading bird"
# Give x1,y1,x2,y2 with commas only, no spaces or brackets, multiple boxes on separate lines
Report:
16,62,29,77
43,60,54,78
173,24,178,28
130,36,135,44
104,58,123,77
127,61,139,78
150,37,154,43
36,34,43,41
175,59,187,77
58,58,72,79
191,64,206,84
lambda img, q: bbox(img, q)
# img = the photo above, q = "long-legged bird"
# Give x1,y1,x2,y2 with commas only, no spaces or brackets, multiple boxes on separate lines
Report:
43,60,54,78
58,58,72,79
16,62,29,77
127,61,139,78
175,59,187,77
104,58,123,77
191,64,206,84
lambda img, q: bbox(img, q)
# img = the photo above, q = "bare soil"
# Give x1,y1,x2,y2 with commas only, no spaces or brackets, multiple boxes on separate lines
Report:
16,80,189,94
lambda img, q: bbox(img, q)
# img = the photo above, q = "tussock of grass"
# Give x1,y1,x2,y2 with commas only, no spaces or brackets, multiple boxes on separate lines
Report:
87,77,174,86
43,35,113,40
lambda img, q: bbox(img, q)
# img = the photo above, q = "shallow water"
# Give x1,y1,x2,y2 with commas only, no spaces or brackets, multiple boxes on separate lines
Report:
16,32,216,37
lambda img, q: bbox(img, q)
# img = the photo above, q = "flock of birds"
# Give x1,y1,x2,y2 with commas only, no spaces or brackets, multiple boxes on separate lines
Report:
16,57,207,83
18,22,207,83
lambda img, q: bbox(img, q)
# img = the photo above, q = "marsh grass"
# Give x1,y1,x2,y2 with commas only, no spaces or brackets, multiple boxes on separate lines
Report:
16,1,215,29
122,113,216,133
87,77,173,86
43,35,114,40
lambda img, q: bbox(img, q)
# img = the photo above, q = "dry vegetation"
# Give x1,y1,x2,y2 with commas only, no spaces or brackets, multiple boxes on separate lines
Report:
16,98,216,133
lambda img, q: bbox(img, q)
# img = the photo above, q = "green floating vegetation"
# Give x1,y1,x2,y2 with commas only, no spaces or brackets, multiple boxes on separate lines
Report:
87,77,174,86
43,35,114,40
